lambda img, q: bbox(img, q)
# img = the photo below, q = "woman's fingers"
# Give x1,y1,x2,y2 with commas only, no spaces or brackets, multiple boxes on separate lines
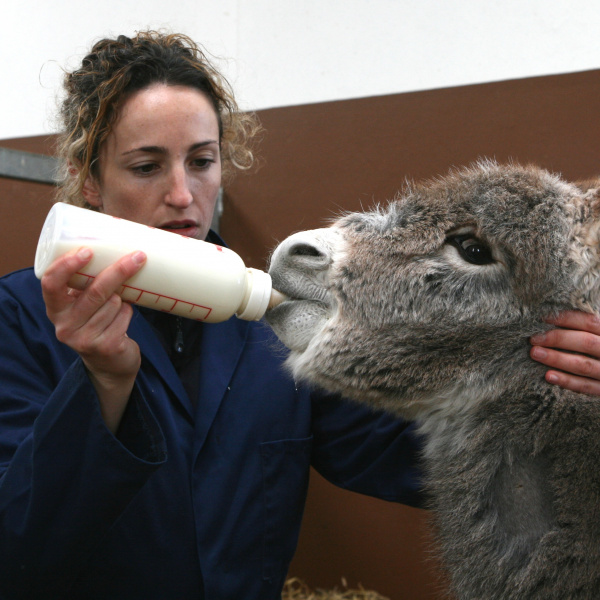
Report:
70,251,146,320
535,365,600,396
530,310,600,395
67,293,127,351
530,328,600,360
531,344,600,378
41,247,95,313
544,310,600,337
550,373,600,397
41,248,146,353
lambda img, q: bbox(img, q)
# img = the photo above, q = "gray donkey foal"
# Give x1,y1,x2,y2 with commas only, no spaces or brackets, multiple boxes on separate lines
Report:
266,161,600,599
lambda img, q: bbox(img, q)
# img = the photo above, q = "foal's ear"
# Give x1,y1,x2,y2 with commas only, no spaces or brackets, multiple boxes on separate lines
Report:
568,183,600,313
573,183,600,244
574,178,600,194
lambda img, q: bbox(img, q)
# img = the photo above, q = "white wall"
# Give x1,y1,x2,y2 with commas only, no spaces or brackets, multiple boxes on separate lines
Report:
3,0,600,140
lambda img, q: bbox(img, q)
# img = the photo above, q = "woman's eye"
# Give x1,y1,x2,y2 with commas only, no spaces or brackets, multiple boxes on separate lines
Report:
449,235,494,265
132,163,157,175
192,157,215,169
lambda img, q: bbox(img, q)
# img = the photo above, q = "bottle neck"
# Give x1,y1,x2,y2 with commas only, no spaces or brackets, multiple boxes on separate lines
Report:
236,268,273,321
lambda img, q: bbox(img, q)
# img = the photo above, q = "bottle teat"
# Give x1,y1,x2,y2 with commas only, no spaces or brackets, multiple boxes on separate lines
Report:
267,289,287,309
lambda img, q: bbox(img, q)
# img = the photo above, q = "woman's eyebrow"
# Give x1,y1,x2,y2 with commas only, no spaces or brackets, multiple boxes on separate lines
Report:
121,140,219,156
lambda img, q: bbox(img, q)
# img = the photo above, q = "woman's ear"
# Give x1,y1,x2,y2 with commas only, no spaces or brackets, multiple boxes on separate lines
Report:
68,159,103,209
82,174,103,209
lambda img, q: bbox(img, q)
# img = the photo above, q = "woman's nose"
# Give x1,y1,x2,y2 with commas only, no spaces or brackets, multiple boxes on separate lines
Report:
165,167,194,208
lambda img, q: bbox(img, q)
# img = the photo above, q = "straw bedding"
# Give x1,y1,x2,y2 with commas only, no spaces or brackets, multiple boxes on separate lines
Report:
282,577,389,600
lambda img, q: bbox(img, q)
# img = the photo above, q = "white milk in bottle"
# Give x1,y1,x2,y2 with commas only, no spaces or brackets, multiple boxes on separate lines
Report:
34,203,286,322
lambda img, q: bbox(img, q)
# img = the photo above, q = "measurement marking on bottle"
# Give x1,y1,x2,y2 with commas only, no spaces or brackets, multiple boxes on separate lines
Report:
74,272,213,320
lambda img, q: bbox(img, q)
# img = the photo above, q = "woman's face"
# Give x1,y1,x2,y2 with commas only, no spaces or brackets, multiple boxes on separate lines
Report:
83,83,222,240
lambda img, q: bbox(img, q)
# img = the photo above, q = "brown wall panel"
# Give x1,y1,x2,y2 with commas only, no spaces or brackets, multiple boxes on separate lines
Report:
0,135,57,275
2,69,600,599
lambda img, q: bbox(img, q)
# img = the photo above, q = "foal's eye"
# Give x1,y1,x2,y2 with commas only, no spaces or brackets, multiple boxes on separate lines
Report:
448,234,494,265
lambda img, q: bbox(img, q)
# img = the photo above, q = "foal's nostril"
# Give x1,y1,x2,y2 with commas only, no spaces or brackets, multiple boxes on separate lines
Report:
289,243,323,258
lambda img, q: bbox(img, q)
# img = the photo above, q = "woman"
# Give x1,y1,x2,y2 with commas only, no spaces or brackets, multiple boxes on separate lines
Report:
0,32,421,600
0,31,597,599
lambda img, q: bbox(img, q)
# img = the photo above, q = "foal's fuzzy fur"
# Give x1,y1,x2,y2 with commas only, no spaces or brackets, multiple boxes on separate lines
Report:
266,161,600,599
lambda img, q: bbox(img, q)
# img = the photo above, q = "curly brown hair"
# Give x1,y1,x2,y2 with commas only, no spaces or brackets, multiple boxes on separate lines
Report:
55,31,262,207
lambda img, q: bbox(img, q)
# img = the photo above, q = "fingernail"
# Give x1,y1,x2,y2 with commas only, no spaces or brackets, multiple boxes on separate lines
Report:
132,251,146,265
77,247,92,260
531,347,547,359
547,372,559,384
530,333,545,344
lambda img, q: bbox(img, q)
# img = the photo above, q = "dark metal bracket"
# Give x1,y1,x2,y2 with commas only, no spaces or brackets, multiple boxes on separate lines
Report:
0,147,59,185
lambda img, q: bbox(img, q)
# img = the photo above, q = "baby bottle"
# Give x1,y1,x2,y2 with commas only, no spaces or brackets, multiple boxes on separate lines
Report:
34,203,285,322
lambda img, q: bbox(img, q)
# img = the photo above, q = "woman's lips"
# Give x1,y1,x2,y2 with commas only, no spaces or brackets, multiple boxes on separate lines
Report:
159,221,200,238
